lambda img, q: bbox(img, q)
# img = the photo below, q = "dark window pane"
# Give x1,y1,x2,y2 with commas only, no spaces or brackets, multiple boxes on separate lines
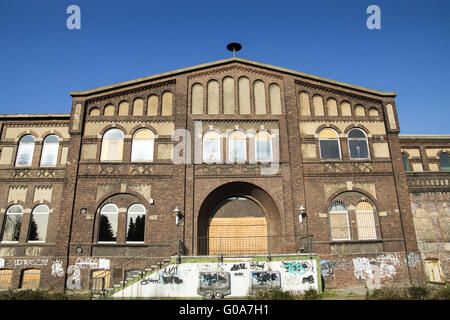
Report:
126,214,145,242
440,153,450,171
348,129,366,138
320,140,340,159
402,154,411,171
1,215,22,242
98,214,117,242
349,140,369,159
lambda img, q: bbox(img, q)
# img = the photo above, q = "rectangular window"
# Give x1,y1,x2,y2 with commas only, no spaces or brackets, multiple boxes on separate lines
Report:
203,140,221,162
256,140,271,161
98,214,118,242
229,140,246,162
349,140,369,159
320,140,340,159
330,213,350,240
40,143,59,166
16,144,34,166
126,213,145,242
28,214,49,242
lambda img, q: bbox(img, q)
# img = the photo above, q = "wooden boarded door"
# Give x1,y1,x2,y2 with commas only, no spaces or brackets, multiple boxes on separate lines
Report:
208,197,268,255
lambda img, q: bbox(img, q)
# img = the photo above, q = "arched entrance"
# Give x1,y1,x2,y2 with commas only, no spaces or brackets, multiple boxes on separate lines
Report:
197,182,281,255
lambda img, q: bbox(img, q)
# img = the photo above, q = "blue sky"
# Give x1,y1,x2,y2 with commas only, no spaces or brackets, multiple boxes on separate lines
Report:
0,0,449,134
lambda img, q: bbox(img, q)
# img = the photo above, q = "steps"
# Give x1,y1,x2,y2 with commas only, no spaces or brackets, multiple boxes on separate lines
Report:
90,257,173,300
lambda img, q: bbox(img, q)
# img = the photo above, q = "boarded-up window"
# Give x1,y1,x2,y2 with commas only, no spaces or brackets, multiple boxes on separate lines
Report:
191,83,204,115
161,91,173,116
238,77,251,115
147,95,158,116
329,201,350,240
91,270,111,290
100,129,124,162
223,77,235,115
355,201,377,240
20,269,41,289
207,81,219,115
0,269,13,289
132,98,144,116
269,83,282,115
424,259,445,283
254,80,266,115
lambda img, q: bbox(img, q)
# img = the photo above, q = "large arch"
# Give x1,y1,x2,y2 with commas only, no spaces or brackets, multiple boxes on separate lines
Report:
196,182,282,255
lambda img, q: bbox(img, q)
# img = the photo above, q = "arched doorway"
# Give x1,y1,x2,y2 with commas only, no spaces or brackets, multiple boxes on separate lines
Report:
197,182,281,255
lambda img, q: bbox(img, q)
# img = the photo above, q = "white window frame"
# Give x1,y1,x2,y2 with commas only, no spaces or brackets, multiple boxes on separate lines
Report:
40,135,60,167
1,205,24,243
319,128,341,160
125,204,146,243
131,129,154,163
27,204,50,243
347,128,370,160
202,130,222,163
228,130,247,164
329,200,351,241
15,135,35,167
98,203,119,244
254,130,273,163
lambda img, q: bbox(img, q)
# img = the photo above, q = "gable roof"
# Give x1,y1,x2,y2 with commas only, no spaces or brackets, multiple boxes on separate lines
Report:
70,57,396,98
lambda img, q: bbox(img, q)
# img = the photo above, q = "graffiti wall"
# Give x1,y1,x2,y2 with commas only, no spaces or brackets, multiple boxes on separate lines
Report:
320,252,422,289
113,257,320,298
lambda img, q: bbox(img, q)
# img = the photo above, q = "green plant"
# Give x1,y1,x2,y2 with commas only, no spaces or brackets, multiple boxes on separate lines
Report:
407,285,429,300
301,288,322,300
249,288,299,300
0,289,90,300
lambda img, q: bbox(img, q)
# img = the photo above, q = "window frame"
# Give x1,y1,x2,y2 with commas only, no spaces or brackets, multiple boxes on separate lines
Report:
1,205,24,243
15,135,36,167
355,200,377,240
125,204,146,243
328,200,351,241
439,152,450,171
254,130,273,163
100,128,125,162
97,203,119,244
27,204,50,243
319,128,341,160
131,129,155,163
202,130,222,163
228,130,247,163
402,153,411,172
347,128,370,160
40,135,60,167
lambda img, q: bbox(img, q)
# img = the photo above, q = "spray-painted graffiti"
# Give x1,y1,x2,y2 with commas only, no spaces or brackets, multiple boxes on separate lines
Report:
161,275,183,284
281,261,307,275
51,259,65,277
405,253,420,268
200,273,227,286
233,272,244,277
230,263,247,271
302,275,314,284
353,254,401,290
14,259,48,267
249,262,265,270
252,272,279,285
66,265,81,290
320,259,352,276
75,258,110,270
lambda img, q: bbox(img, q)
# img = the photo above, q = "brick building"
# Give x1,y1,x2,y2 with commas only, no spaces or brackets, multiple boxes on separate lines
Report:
0,57,448,293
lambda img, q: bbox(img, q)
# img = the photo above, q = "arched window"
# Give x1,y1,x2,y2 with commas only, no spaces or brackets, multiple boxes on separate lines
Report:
28,205,50,242
100,129,124,162
319,128,341,159
126,204,146,242
16,135,35,167
203,130,221,163
440,152,450,171
348,128,369,159
98,204,118,243
228,131,246,163
255,131,272,162
131,129,154,162
40,135,59,167
329,200,350,240
1,205,23,242
402,153,411,171
355,201,377,240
